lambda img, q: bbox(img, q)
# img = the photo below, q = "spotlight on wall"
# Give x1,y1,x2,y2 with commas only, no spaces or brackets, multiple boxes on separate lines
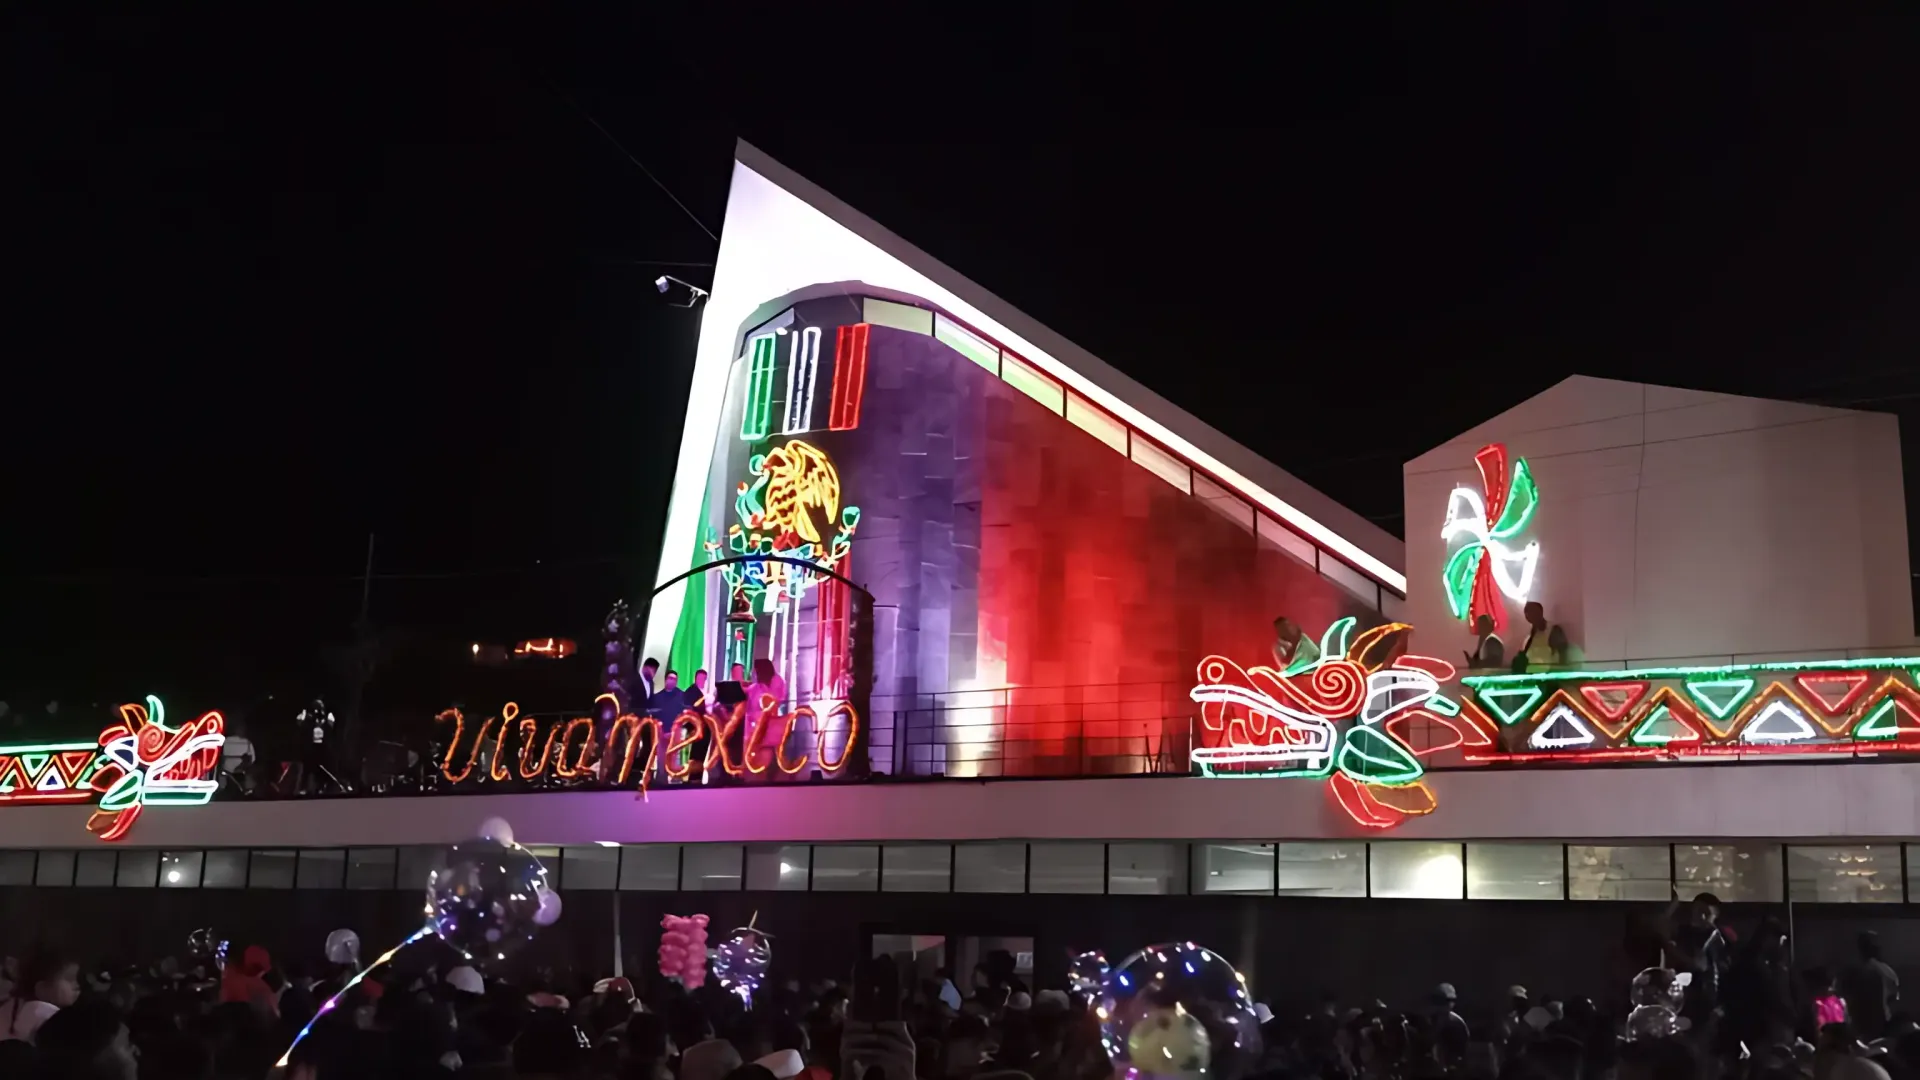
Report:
654,274,710,308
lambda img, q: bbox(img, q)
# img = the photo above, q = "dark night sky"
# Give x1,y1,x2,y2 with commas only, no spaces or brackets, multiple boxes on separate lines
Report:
10,5,1920,720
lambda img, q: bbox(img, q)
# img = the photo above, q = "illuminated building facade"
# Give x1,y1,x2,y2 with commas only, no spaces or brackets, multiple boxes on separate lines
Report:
3,147,1918,1008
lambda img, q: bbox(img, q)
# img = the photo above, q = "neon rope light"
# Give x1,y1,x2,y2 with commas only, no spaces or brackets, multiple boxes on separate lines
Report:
1737,695,1819,744
276,927,434,1068
740,334,777,441
828,322,869,431
87,696,226,842
1441,443,1540,629
1477,685,1544,726
1796,672,1871,716
782,326,822,434
0,742,99,805
1466,655,1920,685
1528,701,1597,749
1191,624,1455,829
1579,681,1649,724
1628,700,1704,746
1683,679,1756,730
1854,680,1920,740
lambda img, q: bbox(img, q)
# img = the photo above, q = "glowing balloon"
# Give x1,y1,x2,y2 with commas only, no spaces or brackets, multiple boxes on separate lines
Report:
476,817,515,846
714,925,772,1006
1068,950,1110,998
427,837,550,965
1099,943,1260,1080
325,928,362,966
534,885,564,927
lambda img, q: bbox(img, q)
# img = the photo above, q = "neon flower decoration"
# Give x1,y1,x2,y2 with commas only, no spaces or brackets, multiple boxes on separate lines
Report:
707,438,861,616
87,695,226,842
1442,443,1539,630
1190,620,1491,829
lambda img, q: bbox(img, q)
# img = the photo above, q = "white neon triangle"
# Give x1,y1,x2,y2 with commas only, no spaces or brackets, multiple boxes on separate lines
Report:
1739,699,1818,743
1529,703,1596,749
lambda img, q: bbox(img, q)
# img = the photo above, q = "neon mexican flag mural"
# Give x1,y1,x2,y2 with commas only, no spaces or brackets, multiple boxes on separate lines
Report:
0,695,226,843
1442,442,1539,632
1188,621,1489,829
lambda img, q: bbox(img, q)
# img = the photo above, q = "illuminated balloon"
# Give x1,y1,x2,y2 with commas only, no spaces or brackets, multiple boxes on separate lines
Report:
534,885,564,927
1068,950,1110,998
1100,943,1259,1080
325,929,362,966
714,925,772,1006
476,817,515,846
187,928,217,959
427,837,550,965
1629,967,1689,1009
1625,1004,1684,1041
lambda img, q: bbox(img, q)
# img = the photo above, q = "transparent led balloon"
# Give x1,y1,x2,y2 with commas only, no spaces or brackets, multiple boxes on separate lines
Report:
1068,950,1110,998
1099,942,1260,1080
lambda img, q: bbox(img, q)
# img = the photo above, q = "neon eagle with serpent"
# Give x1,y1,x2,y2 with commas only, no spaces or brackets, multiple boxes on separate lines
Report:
707,439,861,614
1189,620,1492,828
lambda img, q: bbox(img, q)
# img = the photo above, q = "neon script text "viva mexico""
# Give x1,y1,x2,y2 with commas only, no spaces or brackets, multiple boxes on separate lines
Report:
433,695,860,790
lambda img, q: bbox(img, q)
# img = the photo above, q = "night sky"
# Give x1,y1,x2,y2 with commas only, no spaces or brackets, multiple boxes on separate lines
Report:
11,6,1920,725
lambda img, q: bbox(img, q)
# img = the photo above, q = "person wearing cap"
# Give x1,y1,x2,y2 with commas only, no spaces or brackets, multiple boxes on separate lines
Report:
1430,984,1469,1068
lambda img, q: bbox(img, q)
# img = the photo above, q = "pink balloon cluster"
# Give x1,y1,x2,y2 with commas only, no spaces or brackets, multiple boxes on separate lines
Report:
658,914,711,988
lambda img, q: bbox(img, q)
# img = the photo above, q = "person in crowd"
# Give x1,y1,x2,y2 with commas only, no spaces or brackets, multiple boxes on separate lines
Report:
218,946,279,1020
0,949,80,1043
1669,891,1732,1028
1512,602,1567,672
746,659,789,770
33,997,138,1079
1272,616,1320,671
685,669,709,715
639,658,661,702
1812,966,1850,1033
1845,931,1901,1039
1465,613,1505,670
650,671,688,720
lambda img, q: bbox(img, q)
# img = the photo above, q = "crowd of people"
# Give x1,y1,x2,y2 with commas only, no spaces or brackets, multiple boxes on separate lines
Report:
0,893,1913,1080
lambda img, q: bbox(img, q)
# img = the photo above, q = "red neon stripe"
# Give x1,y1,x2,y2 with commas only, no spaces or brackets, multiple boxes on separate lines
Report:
0,791,93,804
1476,443,1510,524
829,323,870,431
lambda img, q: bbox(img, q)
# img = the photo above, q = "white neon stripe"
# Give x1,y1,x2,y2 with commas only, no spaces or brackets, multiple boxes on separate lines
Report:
1528,703,1596,749
1442,485,1539,602
782,326,821,434
1739,700,1818,743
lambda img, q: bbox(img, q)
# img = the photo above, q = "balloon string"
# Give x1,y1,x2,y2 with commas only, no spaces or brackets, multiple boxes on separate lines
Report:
275,927,433,1068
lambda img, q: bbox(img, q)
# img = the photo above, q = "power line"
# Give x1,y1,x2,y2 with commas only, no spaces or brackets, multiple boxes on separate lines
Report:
555,90,719,244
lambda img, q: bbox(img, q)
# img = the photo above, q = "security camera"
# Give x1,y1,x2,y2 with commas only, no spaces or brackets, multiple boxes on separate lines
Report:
654,274,710,308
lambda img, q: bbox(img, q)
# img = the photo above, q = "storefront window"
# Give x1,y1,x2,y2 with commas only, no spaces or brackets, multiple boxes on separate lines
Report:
1029,843,1104,894
813,846,880,892
1568,845,1668,901
619,846,680,891
1675,844,1782,902
116,850,159,888
203,850,248,889
1466,844,1563,900
745,845,810,891
346,848,398,890
76,850,117,887
35,851,74,887
0,851,34,886
954,844,1026,893
1193,844,1275,895
681,845,743,891
1370,842,1463,899
883,845,952,893
297,850,345,889
1276,843,1366,897
161,851,203,888
1109,843,1186,895
1788,846,1901,903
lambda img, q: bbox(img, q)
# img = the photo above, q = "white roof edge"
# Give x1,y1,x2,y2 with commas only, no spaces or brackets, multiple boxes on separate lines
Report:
734,141,1406,592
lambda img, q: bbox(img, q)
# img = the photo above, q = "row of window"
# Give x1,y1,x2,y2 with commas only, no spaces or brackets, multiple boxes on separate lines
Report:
1,841,1910,903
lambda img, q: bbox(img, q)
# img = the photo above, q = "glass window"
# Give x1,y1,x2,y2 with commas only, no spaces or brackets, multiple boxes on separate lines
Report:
1789,845,1902,903
35,850,74,887
203,851,247,889
883,845,952,893
1370,842,1463,899
1467,844,1563,900
562,847,619,891
397,847,447,893
620,846,680,891
1568,845,1669,901
75,850,116,887
1000,353,1065,414
1109,843,1187,895
935,314,999,373
1130,438,1191,494
160,851,203,888
1194,843,1275,895
681,845,742,891
745,845,811,891
250,850,296,889
0,851,34,886
954,844,1026,893
1029,843,1105,894
1275,843,1367,897
1065,394,1127,454
813,846,880,892
1676,844,1782,903
116,849,159,888
298,850,345,889
346,849,397,890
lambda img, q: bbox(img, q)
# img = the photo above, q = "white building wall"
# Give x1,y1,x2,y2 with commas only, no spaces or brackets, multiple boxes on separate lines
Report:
1403,376,1913,664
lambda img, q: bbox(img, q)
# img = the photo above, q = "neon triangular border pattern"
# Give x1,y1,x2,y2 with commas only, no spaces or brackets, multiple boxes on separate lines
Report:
1628,687,1704,746
1796,672,1871,717
1684,678,1756,733
1528,697,1597,749
1853,677,1920,741
1476,685,1544,726
1734,683,1822,744
1579,681,1649,724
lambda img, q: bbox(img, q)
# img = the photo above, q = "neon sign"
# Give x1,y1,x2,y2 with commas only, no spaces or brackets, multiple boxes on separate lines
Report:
1190,621,1489,829
0,696,228,842
1461,656,1920,763
434,696,860,792
1442,442,1539,630
707,438,861,615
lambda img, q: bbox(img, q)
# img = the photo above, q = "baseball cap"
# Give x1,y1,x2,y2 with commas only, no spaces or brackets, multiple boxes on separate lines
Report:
445,966,484,996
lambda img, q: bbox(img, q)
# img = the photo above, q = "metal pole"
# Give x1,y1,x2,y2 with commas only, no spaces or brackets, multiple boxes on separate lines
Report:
613,892,624,978
359,533,376,620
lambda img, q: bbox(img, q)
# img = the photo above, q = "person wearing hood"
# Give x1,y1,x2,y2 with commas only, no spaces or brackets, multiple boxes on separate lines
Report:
219,945,279,1019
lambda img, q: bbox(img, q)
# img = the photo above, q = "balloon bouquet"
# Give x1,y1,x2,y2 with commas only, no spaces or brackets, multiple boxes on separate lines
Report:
713,914,773,1006
658,913,711,988
276,817,563,1067
1097,942,1261,1080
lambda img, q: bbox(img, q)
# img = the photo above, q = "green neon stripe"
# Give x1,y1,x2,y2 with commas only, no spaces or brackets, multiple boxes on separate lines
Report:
1489,458,1538,539
668,488,713,683
1476,686,1544,725
1464,654,1920,686
740,336,777,441
1684,678,1756,720
1854,697,1899,740
1442,544,1481,620
1427,694,1462,717
1629,704,1690,745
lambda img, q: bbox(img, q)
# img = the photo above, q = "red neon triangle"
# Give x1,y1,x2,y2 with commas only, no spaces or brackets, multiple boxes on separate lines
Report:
1795,672,1871,716
1631,688,1707,744
1579,681,1650,723
54,751,95,787
0,756,17,790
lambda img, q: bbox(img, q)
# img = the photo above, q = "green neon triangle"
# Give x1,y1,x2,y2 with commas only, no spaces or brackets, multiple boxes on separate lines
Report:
1684,678,1755,720
1853,696,1919,740
18,753,50,781
1477,686,1544,726
1630,704,1699,746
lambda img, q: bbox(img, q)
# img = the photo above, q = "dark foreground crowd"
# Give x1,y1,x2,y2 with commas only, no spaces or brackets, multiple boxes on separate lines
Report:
0,900,1913,1080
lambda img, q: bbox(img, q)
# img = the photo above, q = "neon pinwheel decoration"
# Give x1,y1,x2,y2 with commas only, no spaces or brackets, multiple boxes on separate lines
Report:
1441,442,1539,631
1190,621,1493,828
87,695,225,842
